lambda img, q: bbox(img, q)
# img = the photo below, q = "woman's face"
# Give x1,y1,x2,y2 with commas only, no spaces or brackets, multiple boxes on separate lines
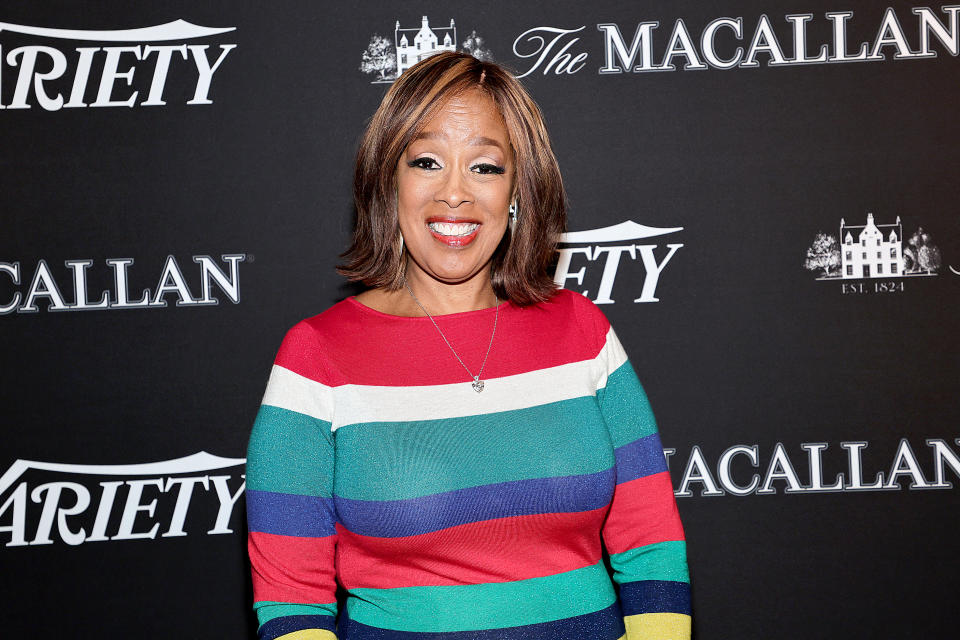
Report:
396,89,514,288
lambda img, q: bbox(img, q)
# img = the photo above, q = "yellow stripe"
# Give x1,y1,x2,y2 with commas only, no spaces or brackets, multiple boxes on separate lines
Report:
275,630,337,640
624,612,691,639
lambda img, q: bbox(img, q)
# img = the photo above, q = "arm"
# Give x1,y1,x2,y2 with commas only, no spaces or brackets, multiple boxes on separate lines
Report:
246,322,339,640
597,326,691,640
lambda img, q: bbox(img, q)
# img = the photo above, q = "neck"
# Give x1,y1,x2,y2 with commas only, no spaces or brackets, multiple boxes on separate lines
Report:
404,269,498,316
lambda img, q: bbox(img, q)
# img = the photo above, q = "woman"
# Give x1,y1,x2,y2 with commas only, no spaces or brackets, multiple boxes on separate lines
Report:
246,51,691,640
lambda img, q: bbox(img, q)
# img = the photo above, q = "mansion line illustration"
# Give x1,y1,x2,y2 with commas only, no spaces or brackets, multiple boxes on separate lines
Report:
804,213,941,279
360,16,492,82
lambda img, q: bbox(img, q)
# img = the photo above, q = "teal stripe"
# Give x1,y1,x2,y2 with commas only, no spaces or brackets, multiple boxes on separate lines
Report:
597,361,658,448
346,562,616,632
247,404,334,496
253,601,337,626
609,540,689,583
334,396,614,501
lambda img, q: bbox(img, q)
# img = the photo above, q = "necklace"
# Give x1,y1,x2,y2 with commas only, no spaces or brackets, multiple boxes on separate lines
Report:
403,282,499,393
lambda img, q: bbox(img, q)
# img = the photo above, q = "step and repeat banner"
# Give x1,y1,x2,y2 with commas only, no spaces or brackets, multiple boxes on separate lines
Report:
2,1,958,637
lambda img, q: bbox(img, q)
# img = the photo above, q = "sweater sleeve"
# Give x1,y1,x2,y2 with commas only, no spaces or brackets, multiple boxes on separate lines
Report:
246,322,339,640
596,325,691,640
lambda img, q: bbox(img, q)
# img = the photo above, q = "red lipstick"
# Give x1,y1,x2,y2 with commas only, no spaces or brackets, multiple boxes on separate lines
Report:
426,217,481,247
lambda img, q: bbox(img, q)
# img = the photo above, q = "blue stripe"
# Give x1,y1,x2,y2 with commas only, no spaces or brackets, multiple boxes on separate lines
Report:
246,490,336,537
335,468,614,537
259,614,336,639
619,580,692,616
613,433,667,483
337,601,624,639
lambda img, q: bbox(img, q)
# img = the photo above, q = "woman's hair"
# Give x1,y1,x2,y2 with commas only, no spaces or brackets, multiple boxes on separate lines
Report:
338,51,566,306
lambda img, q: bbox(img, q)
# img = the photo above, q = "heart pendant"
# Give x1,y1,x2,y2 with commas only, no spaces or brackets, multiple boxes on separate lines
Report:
471,378,484,393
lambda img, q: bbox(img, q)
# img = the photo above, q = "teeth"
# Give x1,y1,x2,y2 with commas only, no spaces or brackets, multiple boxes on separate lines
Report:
428,222,479,237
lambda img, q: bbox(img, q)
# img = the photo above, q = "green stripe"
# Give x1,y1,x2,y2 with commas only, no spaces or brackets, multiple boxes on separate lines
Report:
346,562,616,632
597,361,658,447
246,404,334,496
253,601,337,626
609,540,689,583
334,396,614,500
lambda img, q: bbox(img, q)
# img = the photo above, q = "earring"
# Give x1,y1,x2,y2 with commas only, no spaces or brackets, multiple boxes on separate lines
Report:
508,201,518,231
395,230,407,279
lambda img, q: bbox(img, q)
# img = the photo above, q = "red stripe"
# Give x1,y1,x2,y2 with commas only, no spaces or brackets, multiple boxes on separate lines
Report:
274,289,609,386
602,472,686,555
336,508,607,589
249,531,337,605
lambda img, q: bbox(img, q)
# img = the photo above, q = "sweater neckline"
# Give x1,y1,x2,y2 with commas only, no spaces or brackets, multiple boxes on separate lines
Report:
346,295,513,321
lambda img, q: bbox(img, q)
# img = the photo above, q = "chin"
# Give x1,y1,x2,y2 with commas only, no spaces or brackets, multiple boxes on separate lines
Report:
426,266,484,284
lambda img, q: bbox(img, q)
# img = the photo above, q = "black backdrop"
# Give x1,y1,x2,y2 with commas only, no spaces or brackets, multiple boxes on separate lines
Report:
2,2,958,637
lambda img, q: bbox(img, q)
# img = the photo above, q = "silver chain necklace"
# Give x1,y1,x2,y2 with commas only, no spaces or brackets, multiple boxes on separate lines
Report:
403,282,499,393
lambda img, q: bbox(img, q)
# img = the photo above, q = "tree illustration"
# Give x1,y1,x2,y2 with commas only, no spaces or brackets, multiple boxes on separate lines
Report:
905,227,940,274
903,246,917,272
804,232,841,277
360,35,396,81
918,245,941,274
462,30,493,61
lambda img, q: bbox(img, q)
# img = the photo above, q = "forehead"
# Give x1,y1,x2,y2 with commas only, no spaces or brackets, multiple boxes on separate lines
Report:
415,89,510,145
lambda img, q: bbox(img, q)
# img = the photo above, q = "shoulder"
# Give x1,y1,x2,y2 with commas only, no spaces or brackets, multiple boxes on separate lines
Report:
536,288,611,352
281,298,358,344
553,288,610,326
272,299,361,384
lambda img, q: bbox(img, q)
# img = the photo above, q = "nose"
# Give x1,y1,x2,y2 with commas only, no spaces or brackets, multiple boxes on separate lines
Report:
436,168,472,208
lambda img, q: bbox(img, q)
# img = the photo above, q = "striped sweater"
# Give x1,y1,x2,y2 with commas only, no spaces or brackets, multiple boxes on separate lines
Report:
246,288,691,640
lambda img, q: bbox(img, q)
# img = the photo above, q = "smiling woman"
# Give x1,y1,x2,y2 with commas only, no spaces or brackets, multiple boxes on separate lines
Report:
393,89,513,296
245,51,691,640
340,51,565,312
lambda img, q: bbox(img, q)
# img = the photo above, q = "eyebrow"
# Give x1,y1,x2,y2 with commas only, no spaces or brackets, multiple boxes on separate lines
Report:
413,131,505,150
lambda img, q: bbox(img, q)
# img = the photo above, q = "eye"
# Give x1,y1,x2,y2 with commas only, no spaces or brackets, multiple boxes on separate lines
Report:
408,157,442,170
472,163,506,175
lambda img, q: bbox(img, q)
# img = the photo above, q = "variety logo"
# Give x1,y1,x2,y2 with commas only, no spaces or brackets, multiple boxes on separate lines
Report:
666,438,960,497
360,16,492,83
0,253,246,314
0,452,245,547
804,213,941,294
513,6,960,78
555,220,683,304
0,19,236,110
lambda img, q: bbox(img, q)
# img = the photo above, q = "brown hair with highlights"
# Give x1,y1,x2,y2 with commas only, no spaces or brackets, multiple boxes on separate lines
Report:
338,51,566,306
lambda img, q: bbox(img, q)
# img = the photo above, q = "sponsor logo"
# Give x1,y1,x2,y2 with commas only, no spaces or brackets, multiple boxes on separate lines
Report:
804,214,941,294
0,452,245,547
513,6,960,78
0,19,236,110
555,220,682,304
0,253,246,314
666,438,960,496
361,16,492,83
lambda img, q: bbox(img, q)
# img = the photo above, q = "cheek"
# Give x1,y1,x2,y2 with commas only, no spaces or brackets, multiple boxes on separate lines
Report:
397,178,432,214
481,189,512,219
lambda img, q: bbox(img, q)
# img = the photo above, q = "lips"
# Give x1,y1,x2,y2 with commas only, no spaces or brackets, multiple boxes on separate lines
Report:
426,217,481,247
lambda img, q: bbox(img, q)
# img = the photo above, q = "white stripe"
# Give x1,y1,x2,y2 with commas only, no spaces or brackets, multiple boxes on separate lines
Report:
331,357,598,429
597,326,629,391
331,328,630,430
261,365,334,423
